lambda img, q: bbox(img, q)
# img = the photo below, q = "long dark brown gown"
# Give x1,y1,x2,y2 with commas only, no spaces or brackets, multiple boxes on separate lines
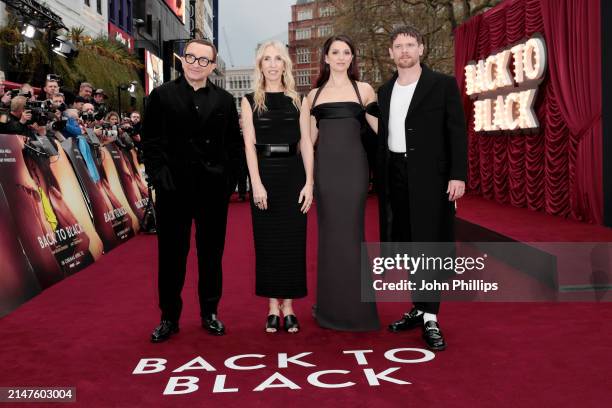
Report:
310,82,380,331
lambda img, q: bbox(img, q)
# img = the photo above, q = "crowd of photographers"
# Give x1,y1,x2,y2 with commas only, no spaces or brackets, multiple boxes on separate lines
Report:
0,74,142,154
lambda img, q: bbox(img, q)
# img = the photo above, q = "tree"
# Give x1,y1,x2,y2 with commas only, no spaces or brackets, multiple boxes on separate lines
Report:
329,0,501,87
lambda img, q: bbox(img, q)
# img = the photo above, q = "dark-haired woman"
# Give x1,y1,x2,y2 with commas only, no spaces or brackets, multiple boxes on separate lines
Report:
302,35,380,331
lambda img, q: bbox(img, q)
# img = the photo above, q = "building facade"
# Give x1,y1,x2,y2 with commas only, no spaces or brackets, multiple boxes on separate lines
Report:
132,0,191,87
191,0,214,41
45,0,108,37
224,67,253,113
288,0,336,95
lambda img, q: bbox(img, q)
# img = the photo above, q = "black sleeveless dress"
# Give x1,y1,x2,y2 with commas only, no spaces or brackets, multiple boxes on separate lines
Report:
245,92,307,299
310,82,380,331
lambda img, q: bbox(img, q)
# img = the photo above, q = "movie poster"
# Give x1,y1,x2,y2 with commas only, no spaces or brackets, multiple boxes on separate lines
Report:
105,142,149,221
0,184,41,317
60,137,137,252
0,134,100,288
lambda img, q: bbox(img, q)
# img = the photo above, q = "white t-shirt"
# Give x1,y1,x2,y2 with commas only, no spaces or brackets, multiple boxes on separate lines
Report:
388,79,418,153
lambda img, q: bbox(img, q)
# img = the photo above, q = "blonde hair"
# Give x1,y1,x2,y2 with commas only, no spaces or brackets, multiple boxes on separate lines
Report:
252,41,300,113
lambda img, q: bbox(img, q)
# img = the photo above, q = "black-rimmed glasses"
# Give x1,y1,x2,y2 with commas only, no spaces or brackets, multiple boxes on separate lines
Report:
184,53,215,67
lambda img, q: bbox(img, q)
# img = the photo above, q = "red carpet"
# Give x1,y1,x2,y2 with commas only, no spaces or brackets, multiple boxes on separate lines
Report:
1,197,611,407
457,194,612,242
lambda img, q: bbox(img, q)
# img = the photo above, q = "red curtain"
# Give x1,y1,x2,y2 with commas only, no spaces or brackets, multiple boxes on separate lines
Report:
454,0,603,224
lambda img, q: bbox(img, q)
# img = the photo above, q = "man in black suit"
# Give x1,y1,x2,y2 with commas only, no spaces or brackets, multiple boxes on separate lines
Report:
142,39,242,342
376,26,467,351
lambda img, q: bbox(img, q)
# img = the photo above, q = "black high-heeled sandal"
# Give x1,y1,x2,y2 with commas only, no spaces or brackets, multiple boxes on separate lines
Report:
283,315,300,333
266,315,280,333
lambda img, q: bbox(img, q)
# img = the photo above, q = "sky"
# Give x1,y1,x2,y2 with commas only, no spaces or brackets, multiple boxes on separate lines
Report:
218,0,295,68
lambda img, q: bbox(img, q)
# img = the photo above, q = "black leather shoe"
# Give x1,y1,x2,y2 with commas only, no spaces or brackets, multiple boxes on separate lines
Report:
388,308,424,332
151,320,179,343
422,321,446,351
202,313,225,336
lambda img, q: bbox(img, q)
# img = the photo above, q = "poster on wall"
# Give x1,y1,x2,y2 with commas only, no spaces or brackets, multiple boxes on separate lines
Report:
0,135,101,288
0,184,41,317
164,0,186,25
60,136,138,253
105,142,149,223
145,50,164,95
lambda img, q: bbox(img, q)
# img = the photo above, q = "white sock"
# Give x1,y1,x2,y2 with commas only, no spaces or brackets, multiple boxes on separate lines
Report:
423,312,437,324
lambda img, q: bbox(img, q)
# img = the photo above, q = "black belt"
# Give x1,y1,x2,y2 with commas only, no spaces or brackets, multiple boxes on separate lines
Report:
256,143,299,157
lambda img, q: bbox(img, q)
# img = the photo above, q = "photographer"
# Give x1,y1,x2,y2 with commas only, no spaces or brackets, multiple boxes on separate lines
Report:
44,78,60,100
93,89,108,111
78,82,94,102
72,96,86,112
128,111,142,143
61,109,84,139
20,83,36,100
0,72,11,109
4,96,32,136
51,93,67,121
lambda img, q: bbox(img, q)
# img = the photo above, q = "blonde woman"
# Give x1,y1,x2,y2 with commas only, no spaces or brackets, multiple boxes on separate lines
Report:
241,41,314,333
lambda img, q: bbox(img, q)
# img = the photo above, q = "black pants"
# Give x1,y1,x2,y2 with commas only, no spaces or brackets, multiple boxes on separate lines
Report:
389,153,440,314
155,174,230,322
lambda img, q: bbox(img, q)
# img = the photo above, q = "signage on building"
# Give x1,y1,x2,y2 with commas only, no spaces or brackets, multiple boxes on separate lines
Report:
145,50,164,95
464,34,547,133
108,23,134,54
164,0,186,25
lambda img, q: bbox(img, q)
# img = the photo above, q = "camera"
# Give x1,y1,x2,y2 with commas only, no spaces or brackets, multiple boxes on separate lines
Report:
101,122,118,139
96,104,108,118
80,111,96,122
25,99,66,127
25,100,53,126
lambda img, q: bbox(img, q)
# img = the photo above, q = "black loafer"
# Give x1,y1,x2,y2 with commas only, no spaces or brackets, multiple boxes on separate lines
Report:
388,308,424,332
422,321,446,351
283,315,300,333
151,320,179,343
266,315,280,333
202,313,225,336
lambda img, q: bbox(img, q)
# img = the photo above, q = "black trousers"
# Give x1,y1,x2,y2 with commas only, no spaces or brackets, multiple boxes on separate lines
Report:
155,173,230,322
388,153,441,315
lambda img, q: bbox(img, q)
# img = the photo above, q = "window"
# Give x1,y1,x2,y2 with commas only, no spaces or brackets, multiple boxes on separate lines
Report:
297,70,310,86
146,14,153,36
85,0,90,6
97,0,102,14
319,6,336,17
296,28,311,40
297,9,313,21
318,25,333,37
297,48,310,63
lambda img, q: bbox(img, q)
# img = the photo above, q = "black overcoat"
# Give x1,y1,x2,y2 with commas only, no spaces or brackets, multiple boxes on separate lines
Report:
376,64,467,242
